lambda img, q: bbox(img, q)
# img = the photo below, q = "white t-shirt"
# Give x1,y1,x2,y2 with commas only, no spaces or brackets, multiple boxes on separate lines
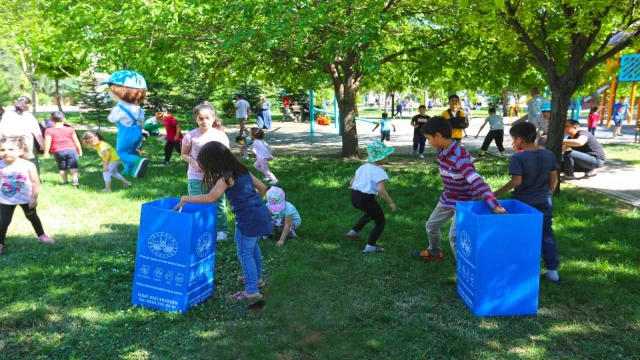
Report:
235,99,251,118
108,102,145,127
351,163,389,195
249,139,273,159
0,110,42,159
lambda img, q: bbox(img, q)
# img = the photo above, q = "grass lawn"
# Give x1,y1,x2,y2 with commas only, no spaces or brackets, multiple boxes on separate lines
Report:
602,143,640,166
1,133,639,359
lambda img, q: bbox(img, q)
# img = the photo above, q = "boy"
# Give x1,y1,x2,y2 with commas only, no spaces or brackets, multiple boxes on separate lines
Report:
43,111,83,187
474,107,505,158
372,112,396,143
494,122,561,283
441,95,467,143
234,133,254,160
611,96,631,137
410,105,431,158
413,117,506,262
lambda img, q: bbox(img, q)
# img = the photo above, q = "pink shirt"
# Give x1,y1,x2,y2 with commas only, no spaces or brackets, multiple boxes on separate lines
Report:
588,113,600,128
0,159,34,205
182,128,230,180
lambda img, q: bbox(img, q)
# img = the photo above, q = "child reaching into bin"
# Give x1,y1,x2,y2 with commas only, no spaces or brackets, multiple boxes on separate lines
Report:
493,122,561,283
173,141,272,301
345,140,397,253
82,132,132,191
249,128,277,185
412,117,506,262
265,186,301,246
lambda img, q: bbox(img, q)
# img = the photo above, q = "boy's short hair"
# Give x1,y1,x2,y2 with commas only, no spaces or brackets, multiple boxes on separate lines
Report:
51,111,65,122
448,94,460,101
566,119,580,128
421,116,452,138
249,127,265,140
381,112,389,118
488,107,496,113
509,122,537,143
234,135,246,144
418,105,426,110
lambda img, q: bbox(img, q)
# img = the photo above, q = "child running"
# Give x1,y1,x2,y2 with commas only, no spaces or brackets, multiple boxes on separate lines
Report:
474,107,505,158
43,111,83,187
413,117,506,262
0,136,54,254
410,105,431,158
249,128,277,185
266,186,301,246
234,131,254,160
346,140,397,253
82,132,132,191
371,112,395,143
587,106,600,135
494,122,561,283
173,141,272,301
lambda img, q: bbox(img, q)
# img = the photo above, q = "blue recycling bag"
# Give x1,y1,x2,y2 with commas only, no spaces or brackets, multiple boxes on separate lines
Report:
132,198,216,313
456,200,543,316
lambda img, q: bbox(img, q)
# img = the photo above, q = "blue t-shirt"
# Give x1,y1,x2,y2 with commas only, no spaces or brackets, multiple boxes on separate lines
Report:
224,173,272,237
379,118,393,132
272,202,302,227
509,150,559,206
612,103,630,120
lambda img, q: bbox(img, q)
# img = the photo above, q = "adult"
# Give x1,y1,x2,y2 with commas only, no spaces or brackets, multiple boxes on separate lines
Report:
611,96,631,137
255,94,272,130
562,119,606,180
526,87,550,127
0,97,44,174
228,94,250,136
536,102,552,147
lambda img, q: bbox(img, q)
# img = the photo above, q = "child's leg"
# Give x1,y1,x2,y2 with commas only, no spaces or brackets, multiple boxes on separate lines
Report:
495,129,505,154
425,202,455,257
412,134,419,153
350,191,376,235
19,204,45,238
480,131,494,153
59,170,68,183
70,169,80,185
234,228,261,294
107,162,130,188
365,199,385,246
448,210,458,261
163,141,173,163
261,160,277,181
0,204,18,248
419,135,427,155
66,151,79,185
54,153,68,182
215,193,230,234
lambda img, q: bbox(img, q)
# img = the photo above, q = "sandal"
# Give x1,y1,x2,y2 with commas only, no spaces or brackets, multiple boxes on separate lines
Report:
231,291,263,301
237,276,266,288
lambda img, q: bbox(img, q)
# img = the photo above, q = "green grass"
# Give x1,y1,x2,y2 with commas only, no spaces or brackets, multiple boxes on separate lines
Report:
602,143,640,166
1,133,639,359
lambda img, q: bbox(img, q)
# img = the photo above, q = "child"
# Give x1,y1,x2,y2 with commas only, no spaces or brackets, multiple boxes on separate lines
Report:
182,101,231,241
157,107,182,166
249,128,278,185
82,132,132,191
291,101,302,122
43,111,83,187
234,132,254,160
587,106,600,135
266,186,302,246
410,105,431,158
413,117,506,262
0,136,54,254
173,141,272,301
345,140,397,253
441,94,468,143
494,122,561,283
474,107,505,158
372,112,396,143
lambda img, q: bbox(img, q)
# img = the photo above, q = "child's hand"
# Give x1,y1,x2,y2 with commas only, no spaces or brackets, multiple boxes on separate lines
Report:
172,199,187,212
475,136,479,139
390,203,397,212
276,240,285,247
491,205,507,214
28,198,37,209
102,166,108,172
43,153,50,159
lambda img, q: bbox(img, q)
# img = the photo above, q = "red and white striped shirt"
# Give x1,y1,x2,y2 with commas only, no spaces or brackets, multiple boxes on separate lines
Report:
437,141,499,209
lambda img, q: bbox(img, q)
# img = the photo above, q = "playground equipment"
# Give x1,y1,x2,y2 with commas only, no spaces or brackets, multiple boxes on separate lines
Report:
308,91,378,136
597,50,640,128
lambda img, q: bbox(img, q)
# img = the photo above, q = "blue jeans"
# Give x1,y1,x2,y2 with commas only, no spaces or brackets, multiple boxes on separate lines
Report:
380,130,391,142
115,121,143,174
562,150,604,176
530,201,560,271
412,133,426,154
235,227,263,294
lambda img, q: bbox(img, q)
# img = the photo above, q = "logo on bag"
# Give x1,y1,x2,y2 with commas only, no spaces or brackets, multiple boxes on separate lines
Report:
148,232,179,258
460,231,472,258
196,232,213,257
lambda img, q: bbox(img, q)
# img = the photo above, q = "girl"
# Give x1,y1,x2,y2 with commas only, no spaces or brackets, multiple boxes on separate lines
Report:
181,101,231,241
173,141,272,300
0,136,54,254
266,187,301,246
249,128,277,185
82,132,132,191
587,106,600,135
346,140,396,253
43,111,83,187
156,107,182,166
255,94,272,130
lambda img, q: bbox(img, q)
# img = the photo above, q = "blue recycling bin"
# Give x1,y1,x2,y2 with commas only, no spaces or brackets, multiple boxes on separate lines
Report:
131,198,216,313
456,200,543,317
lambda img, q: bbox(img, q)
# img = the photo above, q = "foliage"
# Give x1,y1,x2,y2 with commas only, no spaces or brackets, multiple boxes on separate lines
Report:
0,51,23,104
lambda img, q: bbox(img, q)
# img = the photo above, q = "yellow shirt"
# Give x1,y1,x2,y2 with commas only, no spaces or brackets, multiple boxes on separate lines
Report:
93,141,119,163
441,109,467,139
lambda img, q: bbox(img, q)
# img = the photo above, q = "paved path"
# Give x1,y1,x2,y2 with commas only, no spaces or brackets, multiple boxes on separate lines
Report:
565,161,640,208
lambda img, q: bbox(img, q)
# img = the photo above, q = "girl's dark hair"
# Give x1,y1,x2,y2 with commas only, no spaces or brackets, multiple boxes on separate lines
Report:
0,136,29,159
591,106,599,113
14,96,32,115
249,127,265,140
197,141,248,190
82,131,105,142
193,101,223,130
51,111,65,122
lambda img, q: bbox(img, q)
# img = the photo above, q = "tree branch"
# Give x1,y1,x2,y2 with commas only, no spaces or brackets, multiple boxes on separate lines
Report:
504,0,552,71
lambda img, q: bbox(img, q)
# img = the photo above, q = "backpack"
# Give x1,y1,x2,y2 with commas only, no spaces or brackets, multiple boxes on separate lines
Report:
448,109,469,129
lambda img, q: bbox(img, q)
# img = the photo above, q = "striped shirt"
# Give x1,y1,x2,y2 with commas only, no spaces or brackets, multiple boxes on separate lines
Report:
437,141,499,209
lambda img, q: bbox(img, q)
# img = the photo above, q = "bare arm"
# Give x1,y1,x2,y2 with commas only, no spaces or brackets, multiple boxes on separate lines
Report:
372,124,379,132
475,120,489,137
43,135,52,157
72,133,83,156
549,170,558,195
175,178,229,211
563,135,588,148
376,181,396,212
174,123,182,142
276,215,293,246
349,176,356,187
180,142,199,168
28,163,40,208
252,173,268,199
102,151,110,172
493,175,522,198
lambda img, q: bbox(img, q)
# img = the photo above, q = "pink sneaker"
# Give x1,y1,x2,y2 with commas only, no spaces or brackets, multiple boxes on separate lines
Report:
38,235,55,243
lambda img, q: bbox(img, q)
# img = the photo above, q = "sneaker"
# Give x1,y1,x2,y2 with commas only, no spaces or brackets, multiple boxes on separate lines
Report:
288,229,299,239
101,189,111,192
418,154,425,159
410,151,416,156
263,177,270,181
159,162,171,167
584,170,597,178
269,180,278,185
363,245,385,252
617,133,623,137
132,158,150,178
216,232,228,241
561,175,577,181
412,250,443,261
38,235,55,243
345,231,360,240
72,181,79,189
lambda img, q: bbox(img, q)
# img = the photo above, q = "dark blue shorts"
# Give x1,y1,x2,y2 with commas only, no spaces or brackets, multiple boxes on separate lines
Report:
54,150,79,170
613,118,623,127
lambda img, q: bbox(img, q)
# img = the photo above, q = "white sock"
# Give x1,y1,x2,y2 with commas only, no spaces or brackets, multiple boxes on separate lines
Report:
546,270,559,281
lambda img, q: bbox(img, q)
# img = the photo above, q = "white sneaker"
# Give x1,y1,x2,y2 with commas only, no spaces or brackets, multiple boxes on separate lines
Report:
269,180,278,185
242,156,249,160
418,154,425,159
216,232,228,241
263,177,270,181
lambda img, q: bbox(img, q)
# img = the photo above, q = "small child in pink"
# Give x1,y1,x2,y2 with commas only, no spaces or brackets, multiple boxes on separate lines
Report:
587,106,600,136
249,128,277,185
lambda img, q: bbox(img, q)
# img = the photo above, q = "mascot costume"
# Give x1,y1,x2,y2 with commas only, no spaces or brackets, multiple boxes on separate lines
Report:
100,70,150,178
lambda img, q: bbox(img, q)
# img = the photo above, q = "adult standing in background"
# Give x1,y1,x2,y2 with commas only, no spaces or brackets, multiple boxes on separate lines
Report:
255,94,272,130
228,94,251,136
525,87,550,127
0,97,44,175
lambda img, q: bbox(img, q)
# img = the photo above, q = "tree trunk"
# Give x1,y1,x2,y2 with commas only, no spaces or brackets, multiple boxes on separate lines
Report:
502,87,509,117
330,77,360,158
55,79,62,111
391,93,395,117
546,85,574,165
